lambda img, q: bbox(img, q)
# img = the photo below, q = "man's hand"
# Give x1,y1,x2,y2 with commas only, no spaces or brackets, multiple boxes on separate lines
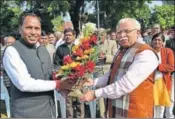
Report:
79,90,96,102
83,78,94,87
52,72,61,80
55,79,76,97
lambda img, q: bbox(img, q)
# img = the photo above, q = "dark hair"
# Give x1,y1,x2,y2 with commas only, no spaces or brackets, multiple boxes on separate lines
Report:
19,12,41,27
110,30,116,34
63,28,75,35
47,32,55,36
152,32,165,42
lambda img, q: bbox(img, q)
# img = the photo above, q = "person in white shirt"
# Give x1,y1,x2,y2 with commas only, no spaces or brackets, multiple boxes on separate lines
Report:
2,36,16,96
4,36,16,46
80,18,159,118
54,31,65,49
2,13,76,118
46,32,56,63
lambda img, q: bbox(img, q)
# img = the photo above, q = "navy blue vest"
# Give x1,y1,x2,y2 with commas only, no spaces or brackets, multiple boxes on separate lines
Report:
10,40,56,117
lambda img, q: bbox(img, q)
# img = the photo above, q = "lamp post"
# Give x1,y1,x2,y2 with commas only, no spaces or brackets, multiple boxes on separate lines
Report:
97,0,107,28
97,0,100,28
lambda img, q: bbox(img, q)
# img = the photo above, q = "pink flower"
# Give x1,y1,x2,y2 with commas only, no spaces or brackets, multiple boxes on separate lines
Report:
90,35,97,44
63,55,73,65
73,48,84,57
73,65,86,77
81,40,90,50
86,61,95,73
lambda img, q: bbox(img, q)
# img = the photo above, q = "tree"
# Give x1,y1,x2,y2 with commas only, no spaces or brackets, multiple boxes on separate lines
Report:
1,0,88,36
68,0,85,36
22,0,66,32
0,1,23,37
23,0,86,35
150,4,175,29
86,0,151,30
1,0,156,37
51,16,64,32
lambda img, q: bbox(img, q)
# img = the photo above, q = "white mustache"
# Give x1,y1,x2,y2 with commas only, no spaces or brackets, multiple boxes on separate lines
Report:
118,38,127,42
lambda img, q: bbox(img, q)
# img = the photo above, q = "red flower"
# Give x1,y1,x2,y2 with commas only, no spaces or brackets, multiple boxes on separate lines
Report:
90,35,97,44
68,74,77,83
52,72,61,80
73,48,84,57
63,55,73,65
86,61,95,73
81,40,90,50
73,65,86,77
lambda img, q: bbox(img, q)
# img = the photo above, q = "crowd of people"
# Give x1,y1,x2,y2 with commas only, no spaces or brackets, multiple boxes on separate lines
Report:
0,12,174,118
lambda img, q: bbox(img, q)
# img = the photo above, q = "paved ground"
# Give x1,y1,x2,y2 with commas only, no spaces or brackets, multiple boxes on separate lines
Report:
0,100,100,118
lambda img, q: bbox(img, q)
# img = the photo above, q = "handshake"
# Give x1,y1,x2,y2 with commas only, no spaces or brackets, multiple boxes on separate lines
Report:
53,72,96,102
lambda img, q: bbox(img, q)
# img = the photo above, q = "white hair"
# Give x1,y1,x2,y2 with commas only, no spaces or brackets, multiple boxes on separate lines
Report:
54,31,62,39
116,18,141,30
4,36,16,43
4,37,8,42
152,23,160,28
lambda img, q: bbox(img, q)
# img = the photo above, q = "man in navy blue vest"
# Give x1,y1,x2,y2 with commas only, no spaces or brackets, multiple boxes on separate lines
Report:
2,13,75,118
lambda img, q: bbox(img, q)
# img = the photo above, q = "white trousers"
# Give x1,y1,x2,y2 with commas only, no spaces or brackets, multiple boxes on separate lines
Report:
154,73,174,118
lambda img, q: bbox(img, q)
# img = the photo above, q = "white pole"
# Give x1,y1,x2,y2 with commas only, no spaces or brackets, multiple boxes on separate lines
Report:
97,0,100,28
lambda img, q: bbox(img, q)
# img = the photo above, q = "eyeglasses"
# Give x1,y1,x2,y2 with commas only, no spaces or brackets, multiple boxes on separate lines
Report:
116,29,137,35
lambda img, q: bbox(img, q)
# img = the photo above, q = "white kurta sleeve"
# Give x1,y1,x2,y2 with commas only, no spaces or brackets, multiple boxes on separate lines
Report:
94,50,159,99
3,46,56,92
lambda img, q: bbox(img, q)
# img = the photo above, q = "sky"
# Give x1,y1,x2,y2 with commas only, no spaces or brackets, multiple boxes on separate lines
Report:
147,0,163,9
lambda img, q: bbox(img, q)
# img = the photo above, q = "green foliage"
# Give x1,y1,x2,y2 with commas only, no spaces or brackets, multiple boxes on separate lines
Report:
1,0,174,37
89,45,100,63
51,16,64,32
0,1,23,36
47,1,70,16
82,22,97,37
95,0,151,30
0,0,85,35
151,5,175,29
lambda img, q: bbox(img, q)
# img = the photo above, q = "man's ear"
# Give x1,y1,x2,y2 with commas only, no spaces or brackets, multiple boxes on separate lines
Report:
137,30,141,35
73,35,75,40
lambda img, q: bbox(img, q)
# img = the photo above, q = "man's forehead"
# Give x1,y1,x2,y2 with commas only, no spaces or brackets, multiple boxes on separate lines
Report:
65,32,73,35
8,37,15,40
117,21,134,30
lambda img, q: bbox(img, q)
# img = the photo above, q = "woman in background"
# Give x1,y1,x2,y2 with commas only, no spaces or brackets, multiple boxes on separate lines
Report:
151,32,174,118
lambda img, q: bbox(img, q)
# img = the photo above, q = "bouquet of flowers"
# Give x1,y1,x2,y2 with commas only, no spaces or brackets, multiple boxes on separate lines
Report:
54,22,100,97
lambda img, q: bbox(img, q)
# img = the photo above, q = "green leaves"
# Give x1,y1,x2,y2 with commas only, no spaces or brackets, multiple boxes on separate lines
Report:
82,22,97,37
151,5,175,29
51,16,64,32
96,0,151,29
0,1,23,35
